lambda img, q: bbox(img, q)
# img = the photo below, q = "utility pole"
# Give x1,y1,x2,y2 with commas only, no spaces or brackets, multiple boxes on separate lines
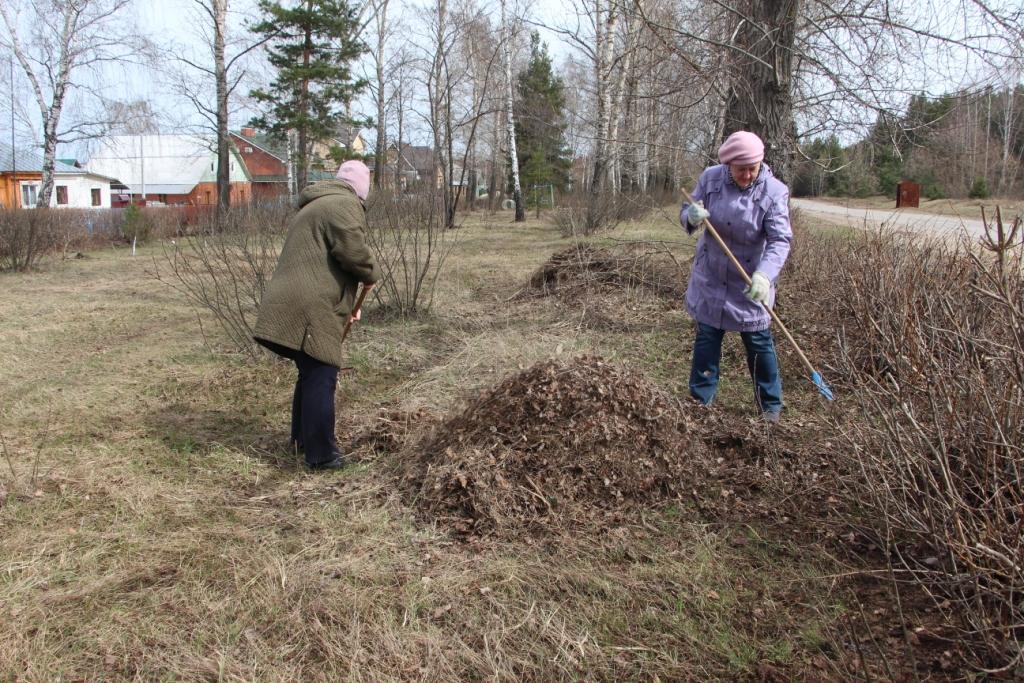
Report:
10,56,18,207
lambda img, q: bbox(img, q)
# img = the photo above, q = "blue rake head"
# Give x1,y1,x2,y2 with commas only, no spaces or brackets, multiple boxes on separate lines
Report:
811,371,834,401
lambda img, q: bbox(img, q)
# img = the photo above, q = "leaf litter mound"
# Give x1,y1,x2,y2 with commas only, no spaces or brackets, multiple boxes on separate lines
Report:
400,356,714,536
528,243,685,299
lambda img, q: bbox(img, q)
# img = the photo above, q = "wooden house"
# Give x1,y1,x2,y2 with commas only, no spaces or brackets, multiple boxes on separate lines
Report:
1,142,116,209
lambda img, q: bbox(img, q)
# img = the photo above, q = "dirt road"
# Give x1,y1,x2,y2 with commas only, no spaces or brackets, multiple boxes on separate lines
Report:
792,198,988,240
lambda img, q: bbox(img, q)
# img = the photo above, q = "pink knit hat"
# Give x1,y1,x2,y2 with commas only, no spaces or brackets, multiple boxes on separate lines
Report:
718,131,765,165
336,160,370,201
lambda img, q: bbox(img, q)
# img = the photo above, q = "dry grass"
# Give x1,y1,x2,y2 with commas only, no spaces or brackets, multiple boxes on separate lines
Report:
0,208,901,680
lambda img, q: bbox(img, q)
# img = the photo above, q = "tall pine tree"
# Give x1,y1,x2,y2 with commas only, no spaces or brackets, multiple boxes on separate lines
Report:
514,33,571,195
249,0,366,193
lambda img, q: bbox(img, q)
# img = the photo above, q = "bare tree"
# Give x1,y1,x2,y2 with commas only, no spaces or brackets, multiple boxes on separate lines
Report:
165,0,270,217
0,0,139,208
720,0,800,182
389,48,415,189
419,0,503,227
427,0,450,206
500,0,525,220
103,99,160,135
620,0,1024,188
367,0,392,188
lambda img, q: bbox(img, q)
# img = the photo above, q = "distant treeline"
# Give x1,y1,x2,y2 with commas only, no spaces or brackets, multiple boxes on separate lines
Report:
792,86,1024,199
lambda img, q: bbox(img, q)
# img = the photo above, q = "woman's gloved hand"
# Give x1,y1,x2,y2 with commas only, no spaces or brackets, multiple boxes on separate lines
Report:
686,200,710,227
745,271,771,304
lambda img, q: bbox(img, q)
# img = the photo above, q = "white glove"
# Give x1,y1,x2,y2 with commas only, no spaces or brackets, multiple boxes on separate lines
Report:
686,200,709,227
745,271,771,304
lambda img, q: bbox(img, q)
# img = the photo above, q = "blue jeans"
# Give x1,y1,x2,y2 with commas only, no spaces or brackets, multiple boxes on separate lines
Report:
689,322,782,414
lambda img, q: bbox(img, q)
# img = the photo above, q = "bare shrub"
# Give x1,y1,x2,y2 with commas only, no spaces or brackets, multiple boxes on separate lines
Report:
364,189,455,315
824,214,1024,671
551,192,621,237
0,209,64,271
134,205,218,241
59,209,125,250
0,208,176,269
152,204,293,356
552,192,659,237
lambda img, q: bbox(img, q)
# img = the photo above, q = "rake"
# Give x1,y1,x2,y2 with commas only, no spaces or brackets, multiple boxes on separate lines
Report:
339,284,371,373
681,187,834,401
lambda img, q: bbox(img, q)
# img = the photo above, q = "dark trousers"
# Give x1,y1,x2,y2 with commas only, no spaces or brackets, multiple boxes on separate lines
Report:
290,351,341,466
256,338,341,465
689,322,783,413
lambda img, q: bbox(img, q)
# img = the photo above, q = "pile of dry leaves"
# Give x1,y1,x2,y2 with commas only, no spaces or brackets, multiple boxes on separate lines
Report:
400,356,714,536
528,243,685,299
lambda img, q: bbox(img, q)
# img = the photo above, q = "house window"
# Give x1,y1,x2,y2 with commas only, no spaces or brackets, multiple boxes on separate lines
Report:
244,146,253,153
91,188,101,206
21,184,39,208
56,186,68,205
205,190,212,204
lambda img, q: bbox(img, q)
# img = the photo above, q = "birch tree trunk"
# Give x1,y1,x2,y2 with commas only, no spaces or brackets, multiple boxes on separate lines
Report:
372,0,389,188
395,78,404,189
428,0,460,227
500,0,524,221
998,80,1018,194
296,10,314,192
590,0,617,196
213,0,230,216
3,4,70,208
607,7,641,194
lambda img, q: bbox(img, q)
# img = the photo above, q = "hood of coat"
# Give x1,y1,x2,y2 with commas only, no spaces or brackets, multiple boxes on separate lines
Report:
297,180,360,208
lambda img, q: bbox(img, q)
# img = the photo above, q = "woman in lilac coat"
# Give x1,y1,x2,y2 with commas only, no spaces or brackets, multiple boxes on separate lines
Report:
680,131,792,422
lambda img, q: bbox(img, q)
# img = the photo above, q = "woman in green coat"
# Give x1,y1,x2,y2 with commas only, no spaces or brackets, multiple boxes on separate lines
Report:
254,161,380,470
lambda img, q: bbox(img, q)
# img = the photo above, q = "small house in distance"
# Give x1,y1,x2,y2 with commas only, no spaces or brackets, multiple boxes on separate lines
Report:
231,128,290,201
0,142,116,209
86,134,251,207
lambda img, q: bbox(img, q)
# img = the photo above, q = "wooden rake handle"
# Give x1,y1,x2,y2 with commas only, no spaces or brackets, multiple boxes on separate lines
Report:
340,284,371,346
680,187,818,380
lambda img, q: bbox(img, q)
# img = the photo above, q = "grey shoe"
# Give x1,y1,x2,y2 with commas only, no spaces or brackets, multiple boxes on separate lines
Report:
762,410,781,424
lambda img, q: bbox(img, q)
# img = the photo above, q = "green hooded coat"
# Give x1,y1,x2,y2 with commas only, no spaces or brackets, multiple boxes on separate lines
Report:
254,181,381,368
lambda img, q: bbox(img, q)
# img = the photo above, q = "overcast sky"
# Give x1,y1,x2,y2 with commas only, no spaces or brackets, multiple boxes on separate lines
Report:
39,0,568,158
2,0,1022,159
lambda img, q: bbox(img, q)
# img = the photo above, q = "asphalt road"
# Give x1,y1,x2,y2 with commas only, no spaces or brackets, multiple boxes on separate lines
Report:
791,198,989,240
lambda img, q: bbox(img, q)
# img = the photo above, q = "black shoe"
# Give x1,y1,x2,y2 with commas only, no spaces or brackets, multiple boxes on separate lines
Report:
307,456,346,471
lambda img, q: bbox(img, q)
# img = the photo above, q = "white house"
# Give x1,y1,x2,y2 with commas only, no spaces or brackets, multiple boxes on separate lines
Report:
52,167,118,209
1,142,117,209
